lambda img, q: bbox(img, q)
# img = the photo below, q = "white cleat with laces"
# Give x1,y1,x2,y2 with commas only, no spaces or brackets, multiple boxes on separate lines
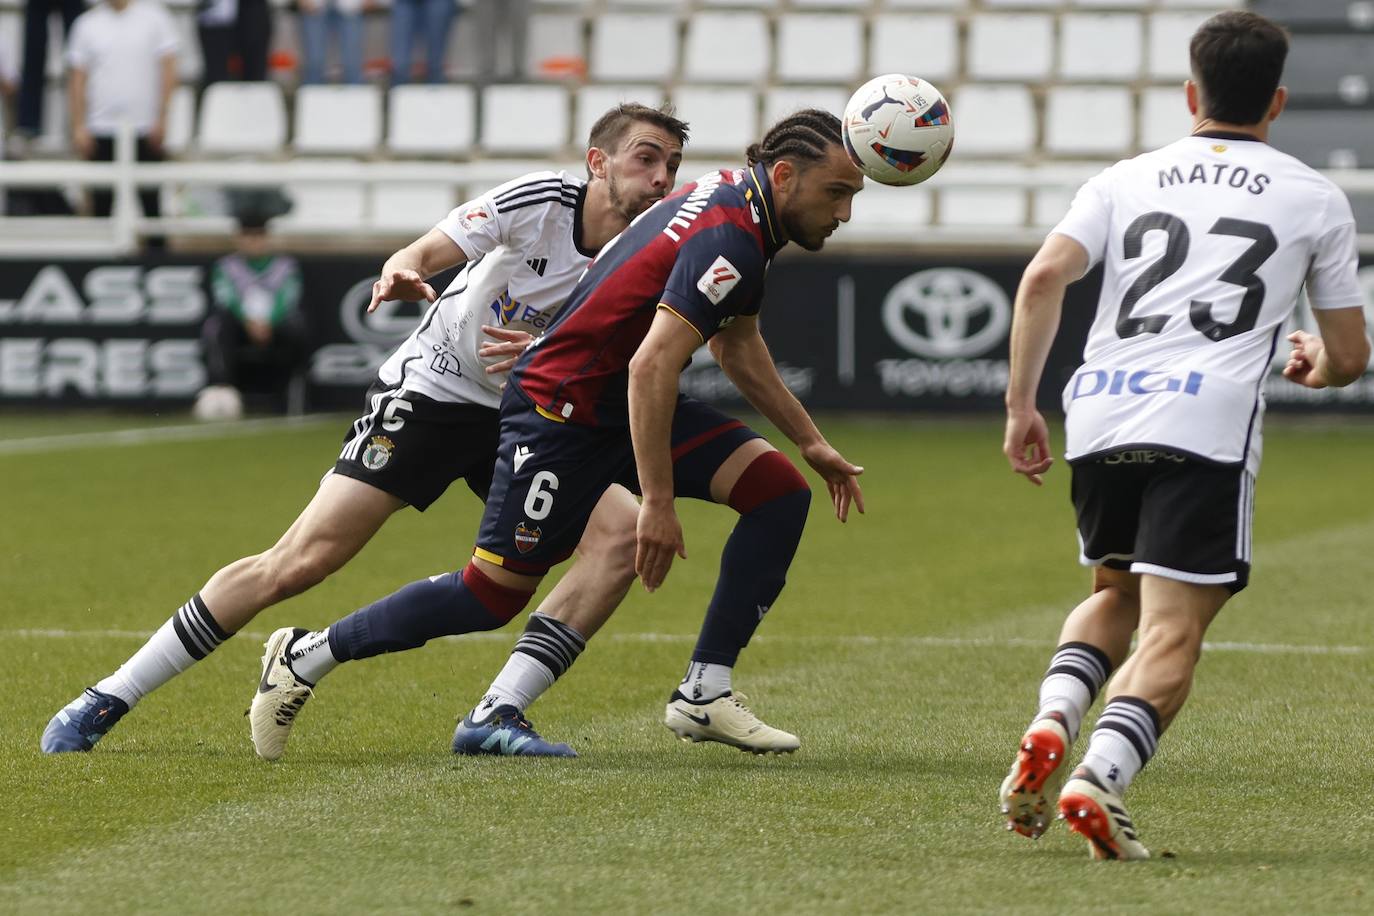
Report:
249,627,315,761
664,690,800,754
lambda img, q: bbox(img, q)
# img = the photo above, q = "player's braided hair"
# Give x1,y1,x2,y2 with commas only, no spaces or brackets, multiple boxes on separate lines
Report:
745,109,843,170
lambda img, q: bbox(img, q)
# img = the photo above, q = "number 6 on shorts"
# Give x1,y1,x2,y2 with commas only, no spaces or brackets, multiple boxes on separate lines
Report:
524,471,559,520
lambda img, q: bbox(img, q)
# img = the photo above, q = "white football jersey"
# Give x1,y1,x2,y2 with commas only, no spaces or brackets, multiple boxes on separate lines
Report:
376,170,597,408
1055,133,1365,471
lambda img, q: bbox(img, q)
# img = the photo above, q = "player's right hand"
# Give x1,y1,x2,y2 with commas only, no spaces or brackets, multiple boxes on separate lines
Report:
479,325,535,374
1004,408,1053,486
368,269,435,313
635,500,687,593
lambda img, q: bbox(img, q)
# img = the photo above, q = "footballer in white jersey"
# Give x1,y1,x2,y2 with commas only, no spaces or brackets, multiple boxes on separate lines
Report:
1054,132,1365,474
42,104,689,761
372,170,599,411
997,10,1370,862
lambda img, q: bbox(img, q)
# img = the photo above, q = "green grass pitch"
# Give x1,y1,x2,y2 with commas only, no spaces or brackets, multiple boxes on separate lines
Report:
2,411,1372,914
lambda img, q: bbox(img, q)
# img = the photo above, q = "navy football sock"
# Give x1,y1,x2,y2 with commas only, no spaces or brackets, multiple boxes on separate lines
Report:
690,486,811,667
328,566,532,662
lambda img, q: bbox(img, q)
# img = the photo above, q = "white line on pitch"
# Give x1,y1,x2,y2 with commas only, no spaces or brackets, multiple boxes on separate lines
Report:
6,628,1365,656
0,414,343,456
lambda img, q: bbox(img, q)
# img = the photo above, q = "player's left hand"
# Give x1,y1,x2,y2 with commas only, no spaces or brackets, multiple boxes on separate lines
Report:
635,499,687,593
1282,330,1329,389
1004,408,1053,486
800,442,865,523
479,325,535,374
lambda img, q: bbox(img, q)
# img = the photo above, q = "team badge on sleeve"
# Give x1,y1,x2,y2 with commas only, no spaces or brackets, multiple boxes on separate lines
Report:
514,523,542,553
697,256,741,304
459,206,492,232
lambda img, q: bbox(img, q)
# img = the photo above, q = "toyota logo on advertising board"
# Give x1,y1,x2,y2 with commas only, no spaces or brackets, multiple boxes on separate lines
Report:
881,268,1011,359
339,277,428,345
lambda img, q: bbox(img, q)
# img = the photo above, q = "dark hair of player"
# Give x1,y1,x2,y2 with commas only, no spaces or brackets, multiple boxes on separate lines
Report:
587,103,690,157
745,109,843,171
1189,11,1289,126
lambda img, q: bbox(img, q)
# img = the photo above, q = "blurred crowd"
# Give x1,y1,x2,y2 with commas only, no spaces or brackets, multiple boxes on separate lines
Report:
0,0,533,163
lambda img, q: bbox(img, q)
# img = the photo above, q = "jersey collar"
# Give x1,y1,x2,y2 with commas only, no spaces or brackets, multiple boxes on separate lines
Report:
746,162,786,257
1191,129,1266,144
571,183,597,258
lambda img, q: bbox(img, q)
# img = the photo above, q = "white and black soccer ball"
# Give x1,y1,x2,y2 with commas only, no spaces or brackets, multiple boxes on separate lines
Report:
842,74,954,187
192,385,244,421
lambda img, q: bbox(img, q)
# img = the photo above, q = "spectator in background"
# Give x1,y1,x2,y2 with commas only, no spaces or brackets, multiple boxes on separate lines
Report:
197,0,271,86
67,0,178,225
15,0,85,146
390,0,457,84
299,0,364,85
473,0,528,79
200,189,308,415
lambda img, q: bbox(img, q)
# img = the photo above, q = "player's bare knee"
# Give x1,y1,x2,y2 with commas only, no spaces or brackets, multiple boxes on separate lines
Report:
262,544,342,601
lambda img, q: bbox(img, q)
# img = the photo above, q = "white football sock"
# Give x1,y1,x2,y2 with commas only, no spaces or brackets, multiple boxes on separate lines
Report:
287,628,340,685
679,661,732,702
95,595,229,707
471,653,556,722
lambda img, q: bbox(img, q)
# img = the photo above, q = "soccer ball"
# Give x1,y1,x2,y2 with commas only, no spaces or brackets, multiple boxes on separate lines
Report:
192,385,244,421
842,74,954,186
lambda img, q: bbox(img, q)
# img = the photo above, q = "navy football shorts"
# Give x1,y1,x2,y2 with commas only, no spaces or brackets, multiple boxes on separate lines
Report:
474,386,762,574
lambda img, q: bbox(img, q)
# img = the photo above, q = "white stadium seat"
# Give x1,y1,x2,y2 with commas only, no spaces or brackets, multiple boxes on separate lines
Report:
387,84,476,156
880,0,964,7
981,0,1058,7
1148,11,1215,79
671,87,757,156
1032,188,1076,228
275,162,367,232
294,84,383,155
684,12,769,83
870,14,958,84
524,13,585,79
369,183,456,233
481,84,571,154
198,82,287,155
852,182,934,232
590,13,679,81
949,85,1035,156
163,85,196,155
967,14,1053,81
776,14,864,83
574,85,666,148
1045,86,1133,155
762,86,850,127
1072,0,1148,7
1138,85,1194,151
939,188,1025,227
1059,14,1143,81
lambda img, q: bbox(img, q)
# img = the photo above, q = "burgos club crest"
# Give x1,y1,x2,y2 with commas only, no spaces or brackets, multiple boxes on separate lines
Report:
361,436,395,470
514,523,541,553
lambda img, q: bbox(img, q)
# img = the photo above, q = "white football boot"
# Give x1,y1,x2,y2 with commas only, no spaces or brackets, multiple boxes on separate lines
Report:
999,715,1071,839
249,627,315,761
664,690,800,754
1058,768,1151,860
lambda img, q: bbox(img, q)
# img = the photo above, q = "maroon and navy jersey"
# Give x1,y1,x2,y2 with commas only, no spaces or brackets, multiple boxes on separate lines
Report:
509,163,787,427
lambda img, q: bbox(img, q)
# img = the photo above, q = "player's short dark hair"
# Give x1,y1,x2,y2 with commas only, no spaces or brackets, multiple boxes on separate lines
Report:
587,103,690,156
746,109,843,171
1190,11,1289,126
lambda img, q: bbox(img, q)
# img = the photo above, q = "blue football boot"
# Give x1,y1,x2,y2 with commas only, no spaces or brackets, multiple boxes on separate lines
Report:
451,705,577,757
42,688,130,753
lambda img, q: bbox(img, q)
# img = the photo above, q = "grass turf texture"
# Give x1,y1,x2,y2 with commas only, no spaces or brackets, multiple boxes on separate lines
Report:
3,413,1372,914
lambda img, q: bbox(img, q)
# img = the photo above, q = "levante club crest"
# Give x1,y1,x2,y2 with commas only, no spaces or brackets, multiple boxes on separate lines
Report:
514,523,541,553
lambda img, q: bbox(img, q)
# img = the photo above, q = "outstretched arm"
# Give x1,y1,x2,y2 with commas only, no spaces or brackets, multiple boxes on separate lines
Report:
710,317,864,522
368,228,467,313
1004,232,1089,486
